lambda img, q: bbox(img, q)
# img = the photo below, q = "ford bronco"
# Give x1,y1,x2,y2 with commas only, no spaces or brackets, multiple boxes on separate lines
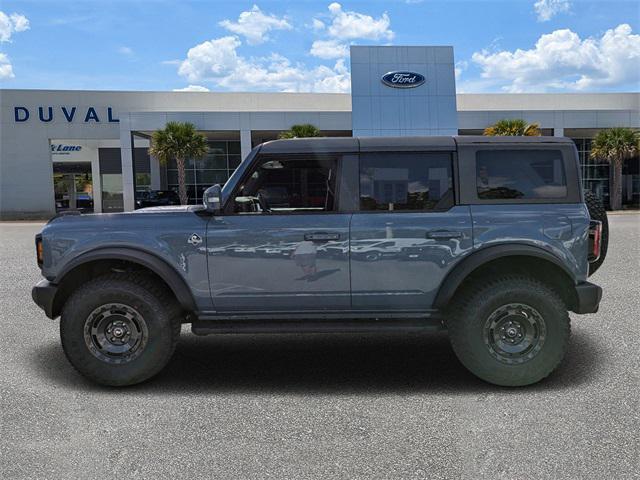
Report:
32,136,606,387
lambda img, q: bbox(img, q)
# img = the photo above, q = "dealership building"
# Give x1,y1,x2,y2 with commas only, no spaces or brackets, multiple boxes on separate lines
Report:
1,46,638,219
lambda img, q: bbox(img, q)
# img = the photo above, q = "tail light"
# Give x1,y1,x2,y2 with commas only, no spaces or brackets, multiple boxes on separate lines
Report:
588,220,602,263
35,234,43,268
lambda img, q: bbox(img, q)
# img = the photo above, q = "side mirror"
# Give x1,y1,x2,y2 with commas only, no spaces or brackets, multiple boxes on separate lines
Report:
203,184,222,214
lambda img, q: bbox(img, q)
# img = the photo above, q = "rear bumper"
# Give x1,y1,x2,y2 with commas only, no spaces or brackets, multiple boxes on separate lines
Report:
573,281,602,314
32,279,58,319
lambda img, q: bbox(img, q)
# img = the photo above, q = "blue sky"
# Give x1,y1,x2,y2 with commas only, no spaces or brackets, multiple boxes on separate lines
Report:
0,0,638,93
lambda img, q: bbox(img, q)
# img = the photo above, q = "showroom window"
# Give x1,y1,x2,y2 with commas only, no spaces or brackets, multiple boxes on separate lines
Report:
166,141,241,204
573,138,610,206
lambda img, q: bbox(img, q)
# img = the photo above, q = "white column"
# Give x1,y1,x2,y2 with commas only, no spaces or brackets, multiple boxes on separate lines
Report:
554,127,564,137
91,149,102,213
240,129,252,160
120,116,135,212
150,155,161,190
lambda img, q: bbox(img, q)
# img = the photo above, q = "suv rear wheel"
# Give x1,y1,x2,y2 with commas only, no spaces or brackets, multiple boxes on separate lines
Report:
60,273,181,386
448,276,570,386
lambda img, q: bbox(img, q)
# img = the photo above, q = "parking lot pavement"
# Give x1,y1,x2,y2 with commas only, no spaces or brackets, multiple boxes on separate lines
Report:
1,215,638,479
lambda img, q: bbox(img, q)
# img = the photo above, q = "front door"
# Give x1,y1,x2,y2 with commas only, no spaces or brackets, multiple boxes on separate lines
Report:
350,151,473,311
207,153,351,312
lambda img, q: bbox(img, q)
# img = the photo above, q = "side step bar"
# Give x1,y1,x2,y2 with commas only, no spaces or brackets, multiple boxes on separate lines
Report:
191,318,444,336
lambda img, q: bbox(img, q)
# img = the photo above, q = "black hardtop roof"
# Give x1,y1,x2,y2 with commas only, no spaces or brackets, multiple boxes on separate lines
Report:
259,135,575,154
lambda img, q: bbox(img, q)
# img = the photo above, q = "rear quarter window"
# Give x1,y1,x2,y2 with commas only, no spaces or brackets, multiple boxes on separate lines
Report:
476,149,567,200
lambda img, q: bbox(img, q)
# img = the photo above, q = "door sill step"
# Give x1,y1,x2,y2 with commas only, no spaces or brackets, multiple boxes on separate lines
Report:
191,318,444,335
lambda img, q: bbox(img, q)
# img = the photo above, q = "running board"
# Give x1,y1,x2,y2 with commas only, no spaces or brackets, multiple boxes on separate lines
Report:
191,318,444,335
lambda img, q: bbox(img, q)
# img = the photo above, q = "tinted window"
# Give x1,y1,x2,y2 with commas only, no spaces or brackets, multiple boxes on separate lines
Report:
359,152,453,211
476,150,567,199
234,155,338,213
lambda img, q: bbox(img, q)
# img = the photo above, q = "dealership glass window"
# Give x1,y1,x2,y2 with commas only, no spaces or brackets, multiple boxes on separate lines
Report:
573,138,610,206
136,173,151,190
359,152,453,211
101,174,124,212
166,140,241,204
52,162,94,213
476,150,567,199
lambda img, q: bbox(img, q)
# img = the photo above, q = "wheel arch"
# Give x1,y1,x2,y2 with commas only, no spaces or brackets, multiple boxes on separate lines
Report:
434,244,578,311
51,247,197,318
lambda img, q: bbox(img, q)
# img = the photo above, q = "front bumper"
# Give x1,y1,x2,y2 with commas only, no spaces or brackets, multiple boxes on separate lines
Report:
573,281,602,314
32,279,58,319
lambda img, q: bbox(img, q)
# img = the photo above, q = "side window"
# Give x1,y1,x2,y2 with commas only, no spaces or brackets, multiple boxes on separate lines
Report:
359,152,453,211
476,150,567,199
234,154,338,213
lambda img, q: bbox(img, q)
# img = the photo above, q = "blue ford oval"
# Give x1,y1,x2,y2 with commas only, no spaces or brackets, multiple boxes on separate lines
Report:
381,71,426,88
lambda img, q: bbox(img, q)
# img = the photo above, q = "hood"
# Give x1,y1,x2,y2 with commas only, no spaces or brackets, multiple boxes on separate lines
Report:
134,205,203,214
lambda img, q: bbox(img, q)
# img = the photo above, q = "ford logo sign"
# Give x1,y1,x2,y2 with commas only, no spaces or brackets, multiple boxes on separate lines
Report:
381,71,425,89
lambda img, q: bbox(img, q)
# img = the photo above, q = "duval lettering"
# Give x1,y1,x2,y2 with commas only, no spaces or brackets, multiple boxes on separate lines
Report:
14,106,119,123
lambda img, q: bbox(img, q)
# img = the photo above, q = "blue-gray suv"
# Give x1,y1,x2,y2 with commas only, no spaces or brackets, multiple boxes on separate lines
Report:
32,136,607,387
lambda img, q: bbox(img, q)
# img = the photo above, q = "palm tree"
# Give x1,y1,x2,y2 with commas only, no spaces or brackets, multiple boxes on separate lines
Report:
278,123,321,139
483,119,541,136
148,122,208,205
590,127,640,210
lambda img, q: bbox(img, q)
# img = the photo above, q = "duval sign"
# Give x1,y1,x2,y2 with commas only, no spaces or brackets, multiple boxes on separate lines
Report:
14,106,119,123
381,71,426,88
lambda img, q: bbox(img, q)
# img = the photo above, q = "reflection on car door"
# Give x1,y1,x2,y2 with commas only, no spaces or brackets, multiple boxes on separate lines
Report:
206,153,351,312
350,151,473,311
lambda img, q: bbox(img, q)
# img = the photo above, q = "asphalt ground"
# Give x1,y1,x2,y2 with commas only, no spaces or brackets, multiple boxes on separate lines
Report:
1,215,638,479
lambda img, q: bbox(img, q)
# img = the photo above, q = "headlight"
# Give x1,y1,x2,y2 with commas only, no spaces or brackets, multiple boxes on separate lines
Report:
35,234,43,268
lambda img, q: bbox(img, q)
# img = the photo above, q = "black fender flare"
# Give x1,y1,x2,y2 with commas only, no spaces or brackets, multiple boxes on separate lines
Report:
433,244,576,309
55,247,197,312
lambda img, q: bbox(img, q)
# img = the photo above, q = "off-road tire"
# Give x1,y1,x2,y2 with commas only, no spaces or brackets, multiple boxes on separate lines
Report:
60,273,181,386
448,276,570,387
584,190,608,276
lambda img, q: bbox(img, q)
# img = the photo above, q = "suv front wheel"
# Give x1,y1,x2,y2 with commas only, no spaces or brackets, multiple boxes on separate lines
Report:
448,276,570,386
60,273,181,386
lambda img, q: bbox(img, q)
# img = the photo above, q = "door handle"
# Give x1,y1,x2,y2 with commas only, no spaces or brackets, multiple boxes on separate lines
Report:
304,232,341,242
426,230,462,240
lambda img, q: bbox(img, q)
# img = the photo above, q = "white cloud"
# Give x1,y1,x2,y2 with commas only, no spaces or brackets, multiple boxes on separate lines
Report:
323,3,393,41
454,60,468,80
173,85,210,92
0,52,14,79
0,11,29,42
310,39,349,59
118,46,134,56
534,0,570,22
308,3,394,59
178,36,242,82
219,5,291,45
471,24,640,92
178,35,350,92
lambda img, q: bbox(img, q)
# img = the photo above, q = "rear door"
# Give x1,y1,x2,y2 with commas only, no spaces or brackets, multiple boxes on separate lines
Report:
350,150,473,311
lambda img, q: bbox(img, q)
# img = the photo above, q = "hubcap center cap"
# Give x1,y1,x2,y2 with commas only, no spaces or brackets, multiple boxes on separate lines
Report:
506,327,518,338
